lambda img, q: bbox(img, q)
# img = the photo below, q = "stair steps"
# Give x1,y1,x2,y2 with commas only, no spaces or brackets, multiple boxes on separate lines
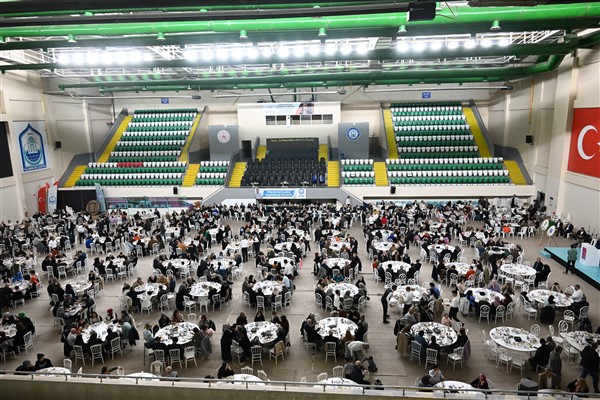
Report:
504,161,527,185
319,144,329,161
383,109,399,159
373,162,389,186
98,116,132,163
327,161,340,187
463,107,492,158
256,145,267,160
63,165,88,188
182,164,200,187
228,162,247,188
179,114,202,163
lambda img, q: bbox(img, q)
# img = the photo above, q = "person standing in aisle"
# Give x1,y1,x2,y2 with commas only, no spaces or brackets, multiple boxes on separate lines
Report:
381,284,396,324
566,244,578,275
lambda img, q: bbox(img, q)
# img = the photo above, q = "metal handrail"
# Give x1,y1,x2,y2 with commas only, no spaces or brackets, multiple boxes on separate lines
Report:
2,371,599,399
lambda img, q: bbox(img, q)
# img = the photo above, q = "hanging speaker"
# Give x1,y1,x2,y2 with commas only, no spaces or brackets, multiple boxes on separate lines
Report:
55,141,62,149
173,187,178,195
525,135,533,145
390,186,396,194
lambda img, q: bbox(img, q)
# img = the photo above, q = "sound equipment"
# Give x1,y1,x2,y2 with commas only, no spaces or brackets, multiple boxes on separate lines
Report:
408,1,436,21
173,187,178,195
390,186,396,194
525,135,533,145
55,141,62,149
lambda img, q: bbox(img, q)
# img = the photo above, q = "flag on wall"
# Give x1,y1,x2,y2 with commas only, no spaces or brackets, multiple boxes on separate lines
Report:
567,107,600,178
37,183,49,213
47,181,59,214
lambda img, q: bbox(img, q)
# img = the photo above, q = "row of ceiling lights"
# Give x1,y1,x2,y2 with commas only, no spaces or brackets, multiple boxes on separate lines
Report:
55,37,512,66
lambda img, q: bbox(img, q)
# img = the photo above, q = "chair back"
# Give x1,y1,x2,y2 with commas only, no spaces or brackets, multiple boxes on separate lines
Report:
63,358,72,372
150,361,163,375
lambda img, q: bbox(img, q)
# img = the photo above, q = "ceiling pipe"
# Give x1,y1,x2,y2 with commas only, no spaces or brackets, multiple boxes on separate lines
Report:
0,41,578,73
1,4,599,38
363,85,511,92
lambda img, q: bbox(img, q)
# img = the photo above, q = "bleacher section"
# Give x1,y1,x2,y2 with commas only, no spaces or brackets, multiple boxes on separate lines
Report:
387,102,511,185
242,158,326,187
386,157,510,185
75,108,197,187
341,159,375,186
196,161,229,186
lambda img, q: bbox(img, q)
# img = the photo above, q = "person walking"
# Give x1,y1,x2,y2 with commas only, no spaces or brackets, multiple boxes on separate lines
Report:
381,284,396,324
566,245,578,275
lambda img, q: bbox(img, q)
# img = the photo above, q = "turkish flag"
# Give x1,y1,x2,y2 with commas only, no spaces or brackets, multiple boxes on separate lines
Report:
567,107,600,178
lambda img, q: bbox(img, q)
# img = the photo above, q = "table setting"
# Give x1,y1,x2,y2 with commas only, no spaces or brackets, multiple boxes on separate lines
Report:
162,258,190,271
315,377,361,390
0,324,17,338
325,282,358,298
389,284,429,304
560,331,600,353
274,241,299,252
189,281,222,298
380,261,411,274
328,242,351,253
252,280,284,296
372,241,395,253
315,317,357,339
154,322,197,345
123,372,159,381
434,380,482,395
427,244,455,254
82,321,120,343
323,258,350,269
210,258,236,270
220,374,265,385
489,326,541,351
499,264,536,280
410,322,458,347
445,262,471,276
245,321,279,345
65,279,92,296
35,367,71,376
528,290,573,308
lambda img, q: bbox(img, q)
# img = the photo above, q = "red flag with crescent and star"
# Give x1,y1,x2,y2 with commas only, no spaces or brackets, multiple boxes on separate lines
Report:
567,107,600,178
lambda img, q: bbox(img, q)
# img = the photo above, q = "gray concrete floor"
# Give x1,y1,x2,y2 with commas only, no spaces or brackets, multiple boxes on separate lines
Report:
3,217,598,391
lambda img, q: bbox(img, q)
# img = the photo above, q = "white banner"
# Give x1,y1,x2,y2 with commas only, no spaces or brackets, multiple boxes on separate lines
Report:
255,188,307,200
262,102,314,116
14,121,51,173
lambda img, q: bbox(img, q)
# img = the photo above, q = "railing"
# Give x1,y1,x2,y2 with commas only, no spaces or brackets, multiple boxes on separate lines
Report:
2,371,597,399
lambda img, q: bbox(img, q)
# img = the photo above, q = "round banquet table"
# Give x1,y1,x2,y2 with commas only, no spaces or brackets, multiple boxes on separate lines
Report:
528,290,573,308
489,327,541,352
323,258,350,269
274,242,299,252
82,321,119,343
325,282,358,297
225,242,242,253
434,380,482,395
286,228,308,240
135,283,160,298
315,377,361,390
315,317,357,339
210,258,236,270
65,279,92,296
0,324,17,338
123,372,159,381
154,322,197,346
445,262,471,276
220,374,265,385
500,264,536,279
410,322,458,347
372,230,394,240
560,331,600,353
488,247,509,256
252,280,284,296
10,281,31,295
245,321,279,345
36,367,71,376
372,241,395,253
380,261,410,274
189,281,221,298
390,285,429,305
268,257,296,274
427,244,455,254
470,288,504,303
162,258,190,271
321,229,341,238
328,242,351,253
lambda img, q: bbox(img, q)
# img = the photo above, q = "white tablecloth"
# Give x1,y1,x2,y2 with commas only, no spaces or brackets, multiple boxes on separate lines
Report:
252,280,284,296
445,262,471,276
82,321,120,343
323,258,350,269
316,317,357,339
325,282,358,297
123,372,159,381
274,242,298,252
315,377,361,390
221,374,265,385
528,290,572,307
500,264,536,279
36,367,71,376
328,242,351,253
471,288,504,303
390,285,429,304
189,281,221,298
162,259,190,271
427,244,455,254
490,326,541,351
560,331,600,352
380,261,411,274
411,322,457,347
154,322,197,346
245,321,279,345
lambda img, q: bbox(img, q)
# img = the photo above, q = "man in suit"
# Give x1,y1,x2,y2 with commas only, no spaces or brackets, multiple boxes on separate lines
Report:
538,367,561,390
529,338,551,371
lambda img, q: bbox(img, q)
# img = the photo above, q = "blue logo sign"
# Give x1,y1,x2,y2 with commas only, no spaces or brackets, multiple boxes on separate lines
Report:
19,123,47,172
161,98,170,104
422,92,431,99
347,127,361,141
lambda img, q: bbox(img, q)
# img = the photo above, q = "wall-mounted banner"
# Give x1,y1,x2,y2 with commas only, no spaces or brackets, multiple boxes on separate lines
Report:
568,107,600,178
255,188,307,200
15,121,51,173
95,183,107,213
47,181,59,214
262,102,314,116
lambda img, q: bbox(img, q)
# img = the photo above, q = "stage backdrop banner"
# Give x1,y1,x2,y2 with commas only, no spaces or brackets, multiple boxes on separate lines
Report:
567,107,600,178
255,188,307,200
15,121,51,173
262,102,314,116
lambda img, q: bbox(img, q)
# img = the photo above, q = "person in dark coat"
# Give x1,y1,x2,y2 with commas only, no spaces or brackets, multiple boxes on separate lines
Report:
220,324,234,363
580,342,600,393
528,338,551,371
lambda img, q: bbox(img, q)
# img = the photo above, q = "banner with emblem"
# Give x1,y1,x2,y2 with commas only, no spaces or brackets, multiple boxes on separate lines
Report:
567,107,600,178
255,188,307,199
15,121,51,173
47,181,59,214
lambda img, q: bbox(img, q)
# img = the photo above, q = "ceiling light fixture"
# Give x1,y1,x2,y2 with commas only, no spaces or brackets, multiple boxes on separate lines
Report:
490,20,501,31
431,42,443,51
246,47,259,59
340,43,352,56
364,85,511,93
464,39,476,49
239,30,248,40
324,43,336,56
201,49,214,60
308,44,321,56
447,41,459,50
498,38,510,47
481,39,493,48
356,44,369,55
413,42,427,52
396,41,409,52
157,32,166,41
277,46,290,59
318,28,327,38
0,36,6,44
67,34,77,43
397,25,407,35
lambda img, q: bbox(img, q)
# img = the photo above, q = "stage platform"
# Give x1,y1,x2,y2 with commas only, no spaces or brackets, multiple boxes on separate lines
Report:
544,246,600,290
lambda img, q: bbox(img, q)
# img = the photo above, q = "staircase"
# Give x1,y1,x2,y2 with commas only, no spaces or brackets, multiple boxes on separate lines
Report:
319,144,329,161
504,161,527,185
383,109,399,159
179,114,202,163
63,165,87,188
373,162,389,186
256,145,267,160
327,161,340,187
228,162,247,187
463,107,492,158
98,116,132,163
182,164,200,187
